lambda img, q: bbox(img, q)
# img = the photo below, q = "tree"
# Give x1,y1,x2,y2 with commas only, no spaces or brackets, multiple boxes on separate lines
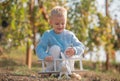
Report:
67,0,97,52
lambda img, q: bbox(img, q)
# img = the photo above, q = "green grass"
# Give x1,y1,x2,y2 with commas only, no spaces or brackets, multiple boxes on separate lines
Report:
0,46,40,75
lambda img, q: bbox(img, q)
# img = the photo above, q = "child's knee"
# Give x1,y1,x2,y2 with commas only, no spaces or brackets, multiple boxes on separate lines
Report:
49,45,60,52
51,45,60,51
49,45,61,58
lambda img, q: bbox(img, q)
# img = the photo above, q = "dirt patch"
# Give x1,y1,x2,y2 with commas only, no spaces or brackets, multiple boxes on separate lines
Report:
0,71,120,81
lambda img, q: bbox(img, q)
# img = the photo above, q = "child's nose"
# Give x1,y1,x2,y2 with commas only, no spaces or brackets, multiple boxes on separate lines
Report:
59,24,63,27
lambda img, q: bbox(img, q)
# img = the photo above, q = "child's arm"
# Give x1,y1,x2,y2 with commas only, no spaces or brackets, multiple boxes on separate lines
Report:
65,47,75,57
45,56,54,62
70,33,85,55
35,32,49,60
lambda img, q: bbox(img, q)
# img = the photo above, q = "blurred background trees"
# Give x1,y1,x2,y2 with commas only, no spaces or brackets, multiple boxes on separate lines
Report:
0,0,120,70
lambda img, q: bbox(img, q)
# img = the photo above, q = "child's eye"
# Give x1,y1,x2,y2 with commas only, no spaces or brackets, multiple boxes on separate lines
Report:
55,23,64,26
62,23,64,25
55,23,59,25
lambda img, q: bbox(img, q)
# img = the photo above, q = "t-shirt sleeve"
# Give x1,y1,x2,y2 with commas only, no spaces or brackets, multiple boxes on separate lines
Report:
35,31,49,59
71,32,85,55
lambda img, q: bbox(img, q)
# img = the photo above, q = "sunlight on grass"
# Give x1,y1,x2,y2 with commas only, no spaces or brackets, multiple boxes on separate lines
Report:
12,65,37,75
5,46,38,64
0,46,40,74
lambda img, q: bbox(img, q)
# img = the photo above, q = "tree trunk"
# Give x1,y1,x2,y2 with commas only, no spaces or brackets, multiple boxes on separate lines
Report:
38,1,49,22
25,0,35,69
105,0,109,70
29,0,36,53
105,52,109,70
105,0,109,16
26,41,32,69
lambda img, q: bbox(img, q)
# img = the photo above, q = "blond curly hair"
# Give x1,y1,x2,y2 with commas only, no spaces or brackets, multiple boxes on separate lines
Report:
49,6,67,19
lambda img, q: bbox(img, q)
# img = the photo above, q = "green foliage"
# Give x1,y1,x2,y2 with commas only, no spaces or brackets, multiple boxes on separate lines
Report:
68,0,97,51
0,0,31,48
97,12,115,52
34,6,49,34
0,0,119,55
0,0,68,50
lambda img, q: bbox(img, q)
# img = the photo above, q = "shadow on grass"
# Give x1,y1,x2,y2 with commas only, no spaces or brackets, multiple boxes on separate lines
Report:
0,58,20,67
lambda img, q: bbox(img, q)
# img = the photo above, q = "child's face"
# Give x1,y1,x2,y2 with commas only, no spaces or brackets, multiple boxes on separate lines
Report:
50,15,66,34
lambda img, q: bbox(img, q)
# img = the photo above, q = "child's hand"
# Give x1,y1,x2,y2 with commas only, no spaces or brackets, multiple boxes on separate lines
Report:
45,56,54,62
65,47,75,57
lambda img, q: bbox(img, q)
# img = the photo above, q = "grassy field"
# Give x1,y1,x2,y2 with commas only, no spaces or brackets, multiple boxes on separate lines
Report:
0,46,120,81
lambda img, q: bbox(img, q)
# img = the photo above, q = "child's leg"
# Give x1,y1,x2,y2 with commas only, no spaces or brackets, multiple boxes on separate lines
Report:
68,59,75,71
45,45,61,72
45,62,54,72
49,45,61,59
64,48,75,71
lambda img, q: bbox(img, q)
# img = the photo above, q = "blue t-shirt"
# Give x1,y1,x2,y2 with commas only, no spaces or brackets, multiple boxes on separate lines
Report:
36,29,85,59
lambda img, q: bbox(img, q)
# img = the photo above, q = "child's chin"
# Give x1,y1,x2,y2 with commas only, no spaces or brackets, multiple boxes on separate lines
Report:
56,31,62,34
